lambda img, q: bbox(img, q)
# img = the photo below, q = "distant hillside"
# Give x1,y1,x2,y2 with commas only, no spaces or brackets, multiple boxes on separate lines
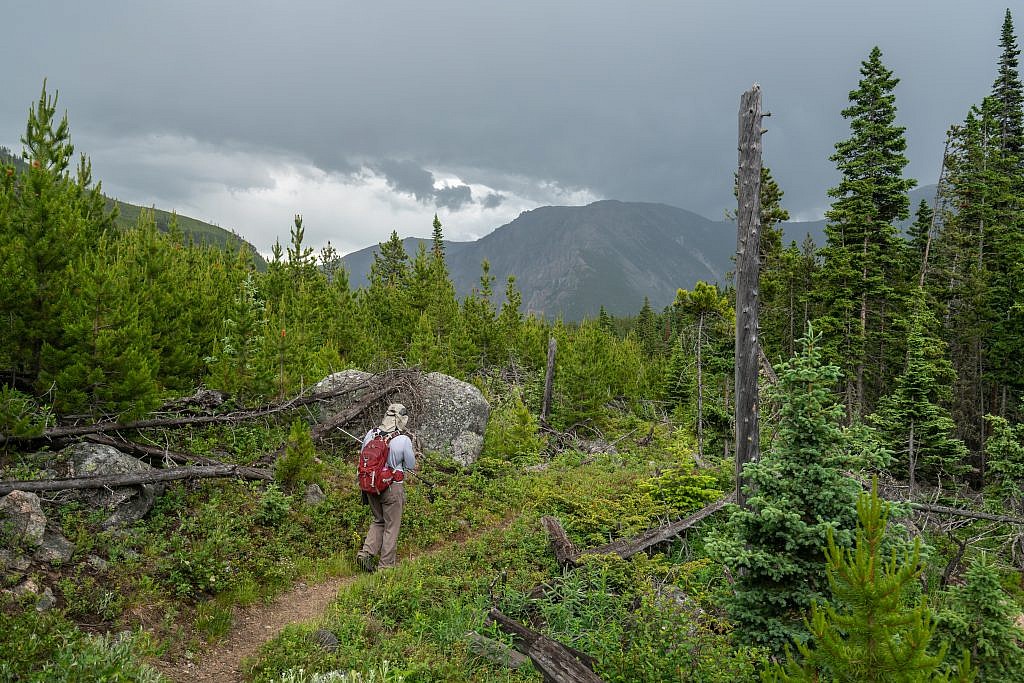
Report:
1,146,266,269
344,200,737,319
781,184,938,247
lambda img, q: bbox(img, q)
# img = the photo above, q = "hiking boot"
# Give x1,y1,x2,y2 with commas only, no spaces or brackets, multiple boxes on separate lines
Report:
357,553,377,573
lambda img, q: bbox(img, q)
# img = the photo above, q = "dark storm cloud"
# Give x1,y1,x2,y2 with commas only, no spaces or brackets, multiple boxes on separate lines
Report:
482,192,505,209
375,159,438,202
0,1,1011,234
435,184,473,210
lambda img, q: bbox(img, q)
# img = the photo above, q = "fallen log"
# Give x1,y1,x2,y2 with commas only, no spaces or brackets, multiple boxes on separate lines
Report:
84,434,222,467
1,370,407,446
541,516,578,569
466,630,530,670
0,464,272,495
486,608,603,683
583,493,734,560
908,502,1024,526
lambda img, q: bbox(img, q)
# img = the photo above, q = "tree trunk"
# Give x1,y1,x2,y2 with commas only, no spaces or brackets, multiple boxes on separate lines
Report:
696,312,705,464
486,608,603,683
734,84,763,510
541,336,557,424
0,465,272,495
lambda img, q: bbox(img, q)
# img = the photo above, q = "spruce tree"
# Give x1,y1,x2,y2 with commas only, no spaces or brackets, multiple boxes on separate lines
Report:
817,46,916,419
983,414,1024,500
869,289,968,488
708,326,860,653
992,9,1024,156
767,482,971,683
936,555,1024,682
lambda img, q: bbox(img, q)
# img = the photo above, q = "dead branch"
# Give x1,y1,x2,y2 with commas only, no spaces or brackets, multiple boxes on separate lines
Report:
486,608,603,683
84,434,222,467
0,465,272,495
583,494,734,560
908,502,1024,525
466,630,530,670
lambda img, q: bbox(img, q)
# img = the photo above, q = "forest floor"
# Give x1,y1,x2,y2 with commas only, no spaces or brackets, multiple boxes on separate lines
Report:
154,574,354,683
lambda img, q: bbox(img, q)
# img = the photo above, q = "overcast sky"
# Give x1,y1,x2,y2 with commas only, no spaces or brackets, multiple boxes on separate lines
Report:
1,1,1012,256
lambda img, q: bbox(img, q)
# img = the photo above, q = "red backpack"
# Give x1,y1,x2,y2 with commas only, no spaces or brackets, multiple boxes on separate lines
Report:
357,430,404,494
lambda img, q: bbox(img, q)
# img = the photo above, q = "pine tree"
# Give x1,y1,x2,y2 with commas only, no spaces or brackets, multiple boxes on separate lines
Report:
869,289,968,488
767,482,972,683
708,326,860,653
755,167,792,361
935,555,1024,682
632,296,660,355
817,47,916,419
992,9,1024,156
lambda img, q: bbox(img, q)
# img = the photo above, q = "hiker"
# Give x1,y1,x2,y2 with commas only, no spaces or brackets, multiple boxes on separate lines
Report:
356,403,416,572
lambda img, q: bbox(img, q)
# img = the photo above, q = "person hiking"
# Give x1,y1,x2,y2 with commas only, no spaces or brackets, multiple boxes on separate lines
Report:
356,403,416,572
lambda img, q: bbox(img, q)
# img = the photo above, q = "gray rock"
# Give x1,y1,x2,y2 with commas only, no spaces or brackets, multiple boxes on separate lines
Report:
311,627,339,651
33,530,75,564
11,578,39,596
0,491,47,547
0,549,31,573
303,483,326,505
86,554,109,571
60,443,164,528
36,587,56,612
316,370,490,466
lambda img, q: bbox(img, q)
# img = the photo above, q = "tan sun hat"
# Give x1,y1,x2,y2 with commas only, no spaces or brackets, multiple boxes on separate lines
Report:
379,403,409,433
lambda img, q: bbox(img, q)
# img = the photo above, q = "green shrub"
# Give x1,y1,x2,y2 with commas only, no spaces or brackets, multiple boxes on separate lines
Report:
482,390,546,463
0,386,53,437
276,420,321,491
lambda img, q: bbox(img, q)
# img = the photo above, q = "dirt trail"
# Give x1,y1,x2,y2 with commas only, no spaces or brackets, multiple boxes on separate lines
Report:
153,518,515,682
154,574,356,682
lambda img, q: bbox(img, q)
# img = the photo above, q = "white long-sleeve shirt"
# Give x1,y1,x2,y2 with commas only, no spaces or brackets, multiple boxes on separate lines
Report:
362,430,416,473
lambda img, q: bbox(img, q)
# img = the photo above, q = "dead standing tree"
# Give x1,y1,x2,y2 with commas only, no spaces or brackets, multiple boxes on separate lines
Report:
735,84,763,510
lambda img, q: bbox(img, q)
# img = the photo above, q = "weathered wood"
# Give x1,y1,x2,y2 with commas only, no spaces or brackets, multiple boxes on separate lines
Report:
0,464,272,495
541,516,578,568
84,434,222,467
758,343,778,385
541,336,557,423
0,373,393,446
486,608,603,683
735,84,763,510
583,493,734,559
466,630,530,670
908,502,1024,525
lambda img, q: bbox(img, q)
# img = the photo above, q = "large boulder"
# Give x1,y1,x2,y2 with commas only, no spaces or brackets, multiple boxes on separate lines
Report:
315,370,490,466
59,443,163,528
0,491,47,547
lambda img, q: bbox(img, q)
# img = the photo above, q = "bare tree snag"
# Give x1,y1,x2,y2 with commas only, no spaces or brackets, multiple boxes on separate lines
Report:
735,84,763,510
541,516,578,568
0,464,272,495
541,336,557,423
582,494,734,560
486,608,603,683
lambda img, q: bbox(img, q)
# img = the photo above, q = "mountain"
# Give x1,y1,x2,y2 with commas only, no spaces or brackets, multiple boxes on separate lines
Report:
343,200,737,319
781,184,939,247
1,146,266,269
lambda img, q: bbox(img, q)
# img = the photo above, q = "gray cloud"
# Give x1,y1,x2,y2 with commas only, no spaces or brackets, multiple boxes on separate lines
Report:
0,1,1012,247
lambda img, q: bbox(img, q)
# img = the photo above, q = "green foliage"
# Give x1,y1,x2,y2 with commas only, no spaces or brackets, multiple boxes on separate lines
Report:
481,390,546,464
984,414,1024,499
0,601,162,682
935,555,1024,682
708,326,861,652
766,482,972,682
0,385,53,437
275,420,321,492
817,46,916,417
258,484,294,527
869,290,969,484
277,663,405,683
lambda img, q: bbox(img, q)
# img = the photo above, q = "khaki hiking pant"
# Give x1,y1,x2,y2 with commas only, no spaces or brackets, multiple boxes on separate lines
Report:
360,482,405,568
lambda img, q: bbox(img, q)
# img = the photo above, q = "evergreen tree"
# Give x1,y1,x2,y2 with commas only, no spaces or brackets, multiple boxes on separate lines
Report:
869,289,968,488
983,414,1024,501
597,306,615,334
816,47,916,419
632,296,660,355
767,482,971,683
992,9,1024,156
431,213,445,261
709,326,860,652
936,555,1024,682
755,167,793,361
